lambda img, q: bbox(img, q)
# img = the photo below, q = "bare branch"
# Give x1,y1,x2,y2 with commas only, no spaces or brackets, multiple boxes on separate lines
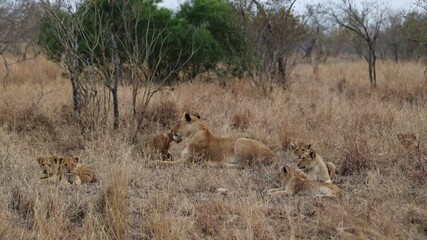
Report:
328,0,389,86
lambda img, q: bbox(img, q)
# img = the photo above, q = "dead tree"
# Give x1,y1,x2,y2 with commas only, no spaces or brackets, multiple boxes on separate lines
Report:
329,0,388,87
40,0,88,114
0,0,41,86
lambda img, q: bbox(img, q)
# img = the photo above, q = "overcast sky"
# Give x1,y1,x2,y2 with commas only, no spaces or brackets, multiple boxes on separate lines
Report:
159,0,416,13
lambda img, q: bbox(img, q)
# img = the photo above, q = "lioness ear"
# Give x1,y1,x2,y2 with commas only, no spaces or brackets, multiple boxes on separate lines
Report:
309,150,316,159
282,166,288,174
184,112,192,122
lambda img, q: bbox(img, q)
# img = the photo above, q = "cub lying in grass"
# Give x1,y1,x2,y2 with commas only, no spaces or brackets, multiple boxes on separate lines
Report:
268,166,344,198
397,132,417,151
61,156,97,185
36,156,63,183
145,130,178,161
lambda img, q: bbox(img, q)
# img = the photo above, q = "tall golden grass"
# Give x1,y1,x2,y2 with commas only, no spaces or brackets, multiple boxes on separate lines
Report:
0,56,426,239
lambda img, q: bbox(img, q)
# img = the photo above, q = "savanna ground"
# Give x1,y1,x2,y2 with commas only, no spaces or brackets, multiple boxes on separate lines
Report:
0,57,427,239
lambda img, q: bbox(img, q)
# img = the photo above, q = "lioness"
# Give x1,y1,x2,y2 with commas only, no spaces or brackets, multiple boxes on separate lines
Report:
268,166,344,198
145,130,179,161
61,156,97,185
398,132,417,151
36,156,63,183
290,142,337,181
155,112,277,167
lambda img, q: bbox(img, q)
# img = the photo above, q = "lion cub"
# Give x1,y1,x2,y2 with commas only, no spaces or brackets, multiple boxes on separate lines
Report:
398,132,417,151
145,130,179,161
291,142,337,181
61,156,97,185
36,156,63,183
268,166,343,198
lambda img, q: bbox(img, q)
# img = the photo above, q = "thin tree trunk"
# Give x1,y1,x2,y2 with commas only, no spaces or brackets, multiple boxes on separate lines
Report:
110,33,120,129
112,85,119,129
368,55,372,85
69,69,80,114
392,43,399,63
131,64,140,117
69,34,81,115
371,46,377,87
131,82,138,116
367,44,377,88
372,54,377,87
278,57,286,87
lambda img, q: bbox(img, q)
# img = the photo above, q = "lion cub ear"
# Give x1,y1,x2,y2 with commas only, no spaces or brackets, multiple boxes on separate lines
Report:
37,157,44,165
74,157,79,163
184,112,192,122
290,143,295,150
282,166,288,174
193,112,201,119
411,134,417,141
53,156,59,164
306,143,312,149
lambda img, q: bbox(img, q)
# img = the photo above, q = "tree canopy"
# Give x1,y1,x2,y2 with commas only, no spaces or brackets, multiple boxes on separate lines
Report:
37,0,246,81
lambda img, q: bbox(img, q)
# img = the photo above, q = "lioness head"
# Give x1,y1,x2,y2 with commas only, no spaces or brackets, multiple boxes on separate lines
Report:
297,149,317,171
397,132,416,150
37,156,61,177
171,112,203,142
290,142,312,158
61,156,79,174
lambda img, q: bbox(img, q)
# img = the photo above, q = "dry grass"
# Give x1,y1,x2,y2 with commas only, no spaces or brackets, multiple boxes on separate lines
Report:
0,57,426,239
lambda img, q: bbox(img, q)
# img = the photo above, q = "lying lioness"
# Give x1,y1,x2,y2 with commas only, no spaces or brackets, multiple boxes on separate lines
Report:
151,112,277,167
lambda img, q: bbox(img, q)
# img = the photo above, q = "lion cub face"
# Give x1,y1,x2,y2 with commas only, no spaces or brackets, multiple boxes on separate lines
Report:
297,150,317,171
282,165,305,181
172,112,202,141
164,130,180,144
146,131,177,161
61,156,79,174
290,142,312,158
37,156,61,177
274,165,305,182
398,133,416,150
